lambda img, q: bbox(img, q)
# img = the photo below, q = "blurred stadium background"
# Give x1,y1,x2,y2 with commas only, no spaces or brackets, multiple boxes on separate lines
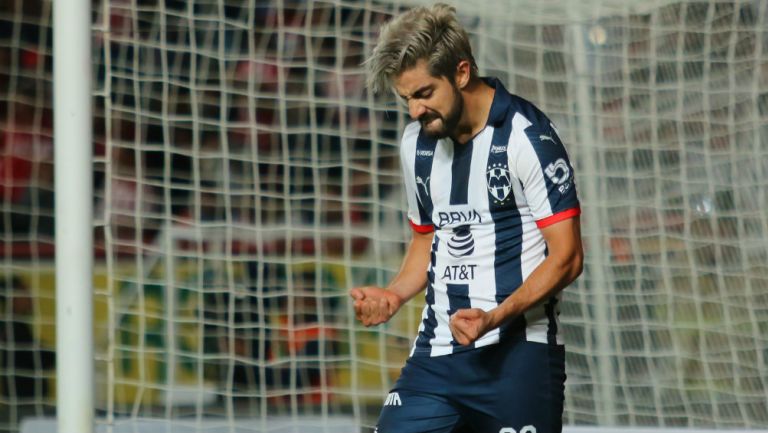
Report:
1,0,767,432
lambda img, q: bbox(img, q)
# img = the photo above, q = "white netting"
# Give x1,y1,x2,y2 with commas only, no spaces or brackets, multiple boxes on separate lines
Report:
1,0,768,432
0,1,56,432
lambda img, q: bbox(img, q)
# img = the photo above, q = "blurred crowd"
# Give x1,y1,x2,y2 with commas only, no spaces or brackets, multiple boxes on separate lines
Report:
1,0,405,259
1,5,57,425
90,0,404,258
0,1,54,243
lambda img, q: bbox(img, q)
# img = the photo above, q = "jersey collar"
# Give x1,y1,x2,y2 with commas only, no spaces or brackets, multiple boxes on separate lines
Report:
483,77,513,127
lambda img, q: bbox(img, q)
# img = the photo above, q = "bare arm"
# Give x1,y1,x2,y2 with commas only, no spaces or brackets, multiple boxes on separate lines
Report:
350,229,433,326
450,216,583,345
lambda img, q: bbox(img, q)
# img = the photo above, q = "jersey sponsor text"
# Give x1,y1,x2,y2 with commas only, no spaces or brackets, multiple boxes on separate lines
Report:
437,209,482,226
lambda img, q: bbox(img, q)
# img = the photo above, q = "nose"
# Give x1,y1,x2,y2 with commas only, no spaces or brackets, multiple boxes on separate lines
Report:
408,99,426,120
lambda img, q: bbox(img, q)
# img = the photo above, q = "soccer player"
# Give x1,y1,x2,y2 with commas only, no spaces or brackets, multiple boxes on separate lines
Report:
349,4,584,433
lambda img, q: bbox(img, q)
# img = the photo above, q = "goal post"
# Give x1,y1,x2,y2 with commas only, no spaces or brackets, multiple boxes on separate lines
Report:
1,0,767,432
53,0,93,432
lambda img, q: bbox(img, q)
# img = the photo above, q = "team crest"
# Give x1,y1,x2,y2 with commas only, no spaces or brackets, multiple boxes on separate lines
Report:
486,163,512,203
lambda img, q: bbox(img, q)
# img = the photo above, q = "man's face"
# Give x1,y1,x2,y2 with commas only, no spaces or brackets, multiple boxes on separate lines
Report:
394,60,463,139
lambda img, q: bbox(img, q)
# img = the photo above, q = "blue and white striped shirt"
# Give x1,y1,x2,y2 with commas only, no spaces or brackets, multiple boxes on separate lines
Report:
400,77,580,357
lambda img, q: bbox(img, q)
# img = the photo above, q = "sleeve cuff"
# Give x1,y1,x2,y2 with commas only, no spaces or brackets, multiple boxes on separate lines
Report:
535,206,581,229
409,219,435,233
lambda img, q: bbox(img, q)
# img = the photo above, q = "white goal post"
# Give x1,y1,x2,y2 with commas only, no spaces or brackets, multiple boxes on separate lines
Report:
53,0,93,432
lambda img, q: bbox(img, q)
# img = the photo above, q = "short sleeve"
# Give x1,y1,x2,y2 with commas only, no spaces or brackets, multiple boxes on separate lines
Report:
513,122,580,229
400,124,435,233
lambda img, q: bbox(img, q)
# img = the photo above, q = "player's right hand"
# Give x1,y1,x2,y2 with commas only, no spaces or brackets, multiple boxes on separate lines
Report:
349,286,402,327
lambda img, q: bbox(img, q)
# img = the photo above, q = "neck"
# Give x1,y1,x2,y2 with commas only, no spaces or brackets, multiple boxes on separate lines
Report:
451,78,495,144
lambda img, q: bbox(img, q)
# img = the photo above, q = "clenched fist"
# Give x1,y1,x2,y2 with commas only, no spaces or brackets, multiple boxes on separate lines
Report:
449,308,494,346
349,286,403,327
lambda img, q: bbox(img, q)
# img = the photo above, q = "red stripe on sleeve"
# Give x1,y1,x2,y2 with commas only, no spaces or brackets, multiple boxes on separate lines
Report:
535,207,581,229
409,219,435,233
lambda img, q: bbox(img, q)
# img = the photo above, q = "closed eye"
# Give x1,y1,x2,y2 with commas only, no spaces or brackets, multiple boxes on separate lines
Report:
399,85,434,103
413,87,433,99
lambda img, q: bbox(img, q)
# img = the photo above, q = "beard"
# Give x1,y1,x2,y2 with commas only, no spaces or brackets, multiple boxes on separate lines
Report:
419,85,463,139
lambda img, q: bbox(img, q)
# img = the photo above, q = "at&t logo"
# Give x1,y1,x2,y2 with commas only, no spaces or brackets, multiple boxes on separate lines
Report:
447,225,474,258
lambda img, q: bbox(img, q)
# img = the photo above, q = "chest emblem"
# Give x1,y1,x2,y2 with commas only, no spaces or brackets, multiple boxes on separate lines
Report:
486,163,512,203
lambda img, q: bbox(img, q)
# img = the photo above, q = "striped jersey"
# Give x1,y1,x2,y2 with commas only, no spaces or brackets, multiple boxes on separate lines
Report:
401,78,581,357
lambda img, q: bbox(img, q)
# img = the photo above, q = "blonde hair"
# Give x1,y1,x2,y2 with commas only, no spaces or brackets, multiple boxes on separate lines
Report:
365,3,478,95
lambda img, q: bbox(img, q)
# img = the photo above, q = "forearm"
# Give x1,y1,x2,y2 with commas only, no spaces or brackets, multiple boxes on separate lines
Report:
349,230,433,326
387,231,433,305
487,250,582,330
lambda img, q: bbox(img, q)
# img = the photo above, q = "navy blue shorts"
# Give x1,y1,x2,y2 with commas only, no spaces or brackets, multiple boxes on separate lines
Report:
375,336,566,433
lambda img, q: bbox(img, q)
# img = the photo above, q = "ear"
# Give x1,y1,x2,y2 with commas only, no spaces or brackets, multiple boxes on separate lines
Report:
454,60,471,89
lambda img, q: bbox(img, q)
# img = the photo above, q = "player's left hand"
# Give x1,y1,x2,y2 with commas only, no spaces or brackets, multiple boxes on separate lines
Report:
449,308,494,346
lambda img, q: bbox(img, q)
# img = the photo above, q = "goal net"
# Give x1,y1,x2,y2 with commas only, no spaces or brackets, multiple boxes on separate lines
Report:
1,0,768,432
